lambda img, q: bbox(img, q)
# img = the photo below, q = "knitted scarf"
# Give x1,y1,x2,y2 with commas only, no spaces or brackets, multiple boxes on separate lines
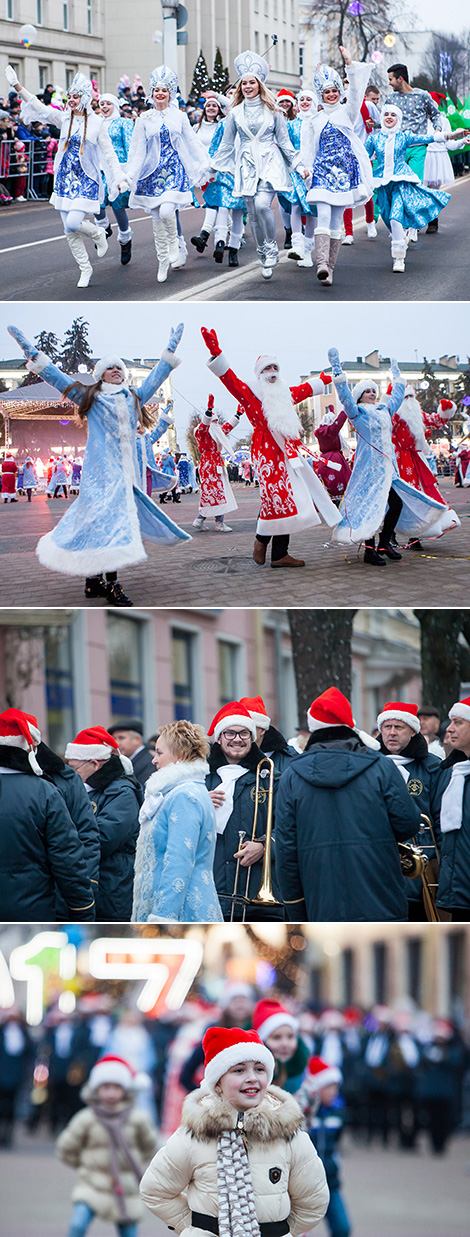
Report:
216,1118,261,1237
90,1101,145,1223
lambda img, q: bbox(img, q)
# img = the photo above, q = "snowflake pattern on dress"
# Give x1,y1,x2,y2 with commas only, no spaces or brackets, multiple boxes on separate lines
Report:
312,121,360,193
136,124,190,199
54,133,99,202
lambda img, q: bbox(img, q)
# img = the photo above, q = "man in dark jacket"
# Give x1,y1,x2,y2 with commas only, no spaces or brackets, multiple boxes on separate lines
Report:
240,694,295,774
65,725,143,921
0,709,95,921
108,719,155,786
377,700,442,921
35,739,100,917
275,687,420,921
429,694,470,920
205,701,284,921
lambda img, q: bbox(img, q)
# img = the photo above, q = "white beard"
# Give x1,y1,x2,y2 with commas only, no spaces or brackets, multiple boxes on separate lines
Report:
254,375,302,439
399,398,427,453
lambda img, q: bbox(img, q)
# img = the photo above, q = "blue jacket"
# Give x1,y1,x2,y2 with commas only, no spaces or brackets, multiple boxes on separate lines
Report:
133,760,223,923
309,1098,345,1192
430,749,470,911
275,732,420,921
86,756,143,921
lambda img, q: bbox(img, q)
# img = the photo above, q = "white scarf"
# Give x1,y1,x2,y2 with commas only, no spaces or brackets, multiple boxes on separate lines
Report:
385,753,412,783
100,381,130,395
217,1126,261,1237
214,764,246,834
440,760,470,832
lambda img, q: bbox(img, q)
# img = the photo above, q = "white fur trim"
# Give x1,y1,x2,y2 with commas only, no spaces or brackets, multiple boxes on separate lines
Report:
308,1065,342,1092
204,1042,275,1091
93,356,129,383
377,709,420,734
0,735,30,750
254,355,278,380
88,1060,136,1091
249,711,271,730
257,1012,298,1041
120,754,135,775
449,702,470,722
307,714,338,733
36,531,147,575
207,352,229,378
65,743,114,760
160,347,181,370
27,351,49,374
143,758,209,799
213,714,256,742
353,378,378,403
28,749,44,776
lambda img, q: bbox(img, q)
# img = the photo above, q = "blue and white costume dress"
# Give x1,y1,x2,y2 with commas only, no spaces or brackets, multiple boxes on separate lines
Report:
364,105,451,263
16,337,190,577
278,111,318,262
203,118,246,252
132,760,223,923
98,93,135,249
328,351,447,547
135,405,175,495
126,65,209,280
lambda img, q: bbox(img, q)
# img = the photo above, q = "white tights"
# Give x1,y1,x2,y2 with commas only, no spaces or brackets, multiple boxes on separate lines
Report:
315,202,344,237
246,190,276,247
151,201,177,224
60,209,87,233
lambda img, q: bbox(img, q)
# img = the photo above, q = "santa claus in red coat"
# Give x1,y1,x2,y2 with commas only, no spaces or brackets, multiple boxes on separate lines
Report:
391,387,459,544
1,454,18,501
193,393,241,531
314,406,351,501
201,327,340,567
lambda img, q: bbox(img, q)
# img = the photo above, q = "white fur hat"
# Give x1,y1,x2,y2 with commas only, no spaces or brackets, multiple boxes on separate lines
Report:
100,93,121,118
93,356,129,383
352,378,378,403
254,354,279,380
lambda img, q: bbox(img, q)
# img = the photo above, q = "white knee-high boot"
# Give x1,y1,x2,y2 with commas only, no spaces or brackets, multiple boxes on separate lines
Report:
391,239,406,272
79,218,108,257
66,232,93,287
152,217,170,282
162,212,180,266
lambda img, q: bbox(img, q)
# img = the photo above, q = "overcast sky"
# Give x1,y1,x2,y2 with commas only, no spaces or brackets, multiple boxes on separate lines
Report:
412,0,468,38
1,302,467,437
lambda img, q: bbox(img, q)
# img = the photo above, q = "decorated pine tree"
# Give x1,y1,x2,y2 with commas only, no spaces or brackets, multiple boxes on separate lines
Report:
190,50,210,98
211,48,229,92
59,318,93,373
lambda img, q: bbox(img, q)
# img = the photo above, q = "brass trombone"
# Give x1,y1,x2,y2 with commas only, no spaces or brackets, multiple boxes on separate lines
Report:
398,812,441,923
243,756,282,921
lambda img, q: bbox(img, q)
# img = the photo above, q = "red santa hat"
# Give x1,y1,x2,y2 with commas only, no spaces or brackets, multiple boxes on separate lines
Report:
449,695,470,723
240,695,271,731
64,726,134,774
87,1054,149,1093
0,708,43,775
307,1056,342,1092
403,385,417,398
277,88,296,104
254,355,279,380
202,1026,274,1092
307,687,380,749
376,702,420,733
252,998,299,1042
207,701,256,743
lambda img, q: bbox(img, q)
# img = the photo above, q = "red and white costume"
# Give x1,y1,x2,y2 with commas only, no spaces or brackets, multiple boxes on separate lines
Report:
392,391,459,536
314,409,351,500
195,410,239,518
203,335,340,537
1,455,17,496
455,442,470,487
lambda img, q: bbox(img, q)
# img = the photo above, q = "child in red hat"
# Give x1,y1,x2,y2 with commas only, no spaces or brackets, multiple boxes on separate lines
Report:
299,1056,351,1237
252,999,311,1095
140,1025,329,1237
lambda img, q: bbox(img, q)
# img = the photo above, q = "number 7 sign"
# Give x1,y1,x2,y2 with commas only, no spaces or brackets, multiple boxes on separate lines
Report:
88,937,204,1017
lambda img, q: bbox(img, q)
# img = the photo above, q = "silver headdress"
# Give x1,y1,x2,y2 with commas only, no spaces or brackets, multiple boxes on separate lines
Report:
313,64,345,104
68,72,93,112
149,64,179,102
234,49,270,85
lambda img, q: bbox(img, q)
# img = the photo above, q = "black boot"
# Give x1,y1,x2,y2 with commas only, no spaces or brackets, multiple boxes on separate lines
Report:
191,230,210,253
214,240,225,263
105,221,113,238
284,227,292,249
406,538,424,551
426,218,438,234
106,580,133,607
364,547,387,566
85,574,107,598
120,238,132,264
228,247,239,267
378,542,402,560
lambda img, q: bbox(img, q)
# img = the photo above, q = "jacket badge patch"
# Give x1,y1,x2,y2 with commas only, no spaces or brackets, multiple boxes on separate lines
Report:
269,1167,282,1183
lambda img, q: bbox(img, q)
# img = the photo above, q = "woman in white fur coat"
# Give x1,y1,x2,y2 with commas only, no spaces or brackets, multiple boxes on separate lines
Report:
132,720,223,923
140,1025,329,1237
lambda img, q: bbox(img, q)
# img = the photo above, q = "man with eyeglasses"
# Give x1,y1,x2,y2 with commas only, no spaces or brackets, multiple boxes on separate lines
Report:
205,701,284,921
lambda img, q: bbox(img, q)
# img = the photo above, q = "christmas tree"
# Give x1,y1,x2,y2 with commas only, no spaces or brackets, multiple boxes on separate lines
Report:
190,50,210,98
211,48,229,92
59,318,93,373
34,330,60,363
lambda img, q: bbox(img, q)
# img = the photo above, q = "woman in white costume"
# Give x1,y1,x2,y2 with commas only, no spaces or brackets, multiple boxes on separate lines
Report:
5,65,127,288
126,65,209,283
210,50,309,279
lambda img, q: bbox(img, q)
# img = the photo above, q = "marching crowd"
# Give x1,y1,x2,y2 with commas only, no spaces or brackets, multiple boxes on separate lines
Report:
2,47,469,287
0,683,470,926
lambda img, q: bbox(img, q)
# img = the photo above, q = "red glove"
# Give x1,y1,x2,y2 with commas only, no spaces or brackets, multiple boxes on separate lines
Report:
207,393,215,410
319,371,332,386
201,327,221,357
440,398,453,411
386,382,393,395
236,403,243,418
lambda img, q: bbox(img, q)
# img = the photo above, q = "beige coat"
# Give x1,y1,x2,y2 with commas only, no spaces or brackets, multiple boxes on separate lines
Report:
140,1085,329,1237
57,1098,158,1223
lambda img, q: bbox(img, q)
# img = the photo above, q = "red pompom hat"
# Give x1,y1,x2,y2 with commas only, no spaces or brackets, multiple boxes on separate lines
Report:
207,701,256,743
87,1054,150,1093
376,702,420,733
239,695,271,731
0,708,43,775
64,726,134,774
202,1026,274,1092
308,1056,342,1092
252,999,299,1042
307,687,379,749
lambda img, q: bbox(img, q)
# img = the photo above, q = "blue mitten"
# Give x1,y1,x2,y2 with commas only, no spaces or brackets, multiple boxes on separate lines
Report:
167,323,184,353
327,347,342,376
8,324,39,360
390,357,400,381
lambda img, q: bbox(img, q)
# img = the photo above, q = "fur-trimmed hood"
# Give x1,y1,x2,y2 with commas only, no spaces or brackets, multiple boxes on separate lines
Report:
181,1084,304,1143
144,758,209,799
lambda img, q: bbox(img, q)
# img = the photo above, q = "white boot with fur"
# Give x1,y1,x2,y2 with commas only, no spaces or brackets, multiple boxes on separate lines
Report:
153,218,170,282
79,218,108,257
66,232,93,288
162,212,181,267
391,240,406,273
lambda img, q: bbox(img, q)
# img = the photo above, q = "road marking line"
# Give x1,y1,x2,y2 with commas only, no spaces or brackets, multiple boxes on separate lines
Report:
0,214,150,255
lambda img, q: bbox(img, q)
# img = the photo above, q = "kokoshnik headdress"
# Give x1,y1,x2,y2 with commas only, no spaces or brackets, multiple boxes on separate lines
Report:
148,64,179,104
68,72,93,112
313,64,345,104
234,49,270,85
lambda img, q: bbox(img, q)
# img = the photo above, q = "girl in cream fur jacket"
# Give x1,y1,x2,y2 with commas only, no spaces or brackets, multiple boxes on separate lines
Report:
140,1026,329,1237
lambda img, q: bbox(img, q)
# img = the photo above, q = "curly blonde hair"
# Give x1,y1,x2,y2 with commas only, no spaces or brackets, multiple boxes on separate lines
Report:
231,78,277,111
157,720,210,762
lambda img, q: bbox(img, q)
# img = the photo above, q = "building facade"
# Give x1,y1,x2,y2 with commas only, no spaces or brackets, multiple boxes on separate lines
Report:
1,0,105,94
